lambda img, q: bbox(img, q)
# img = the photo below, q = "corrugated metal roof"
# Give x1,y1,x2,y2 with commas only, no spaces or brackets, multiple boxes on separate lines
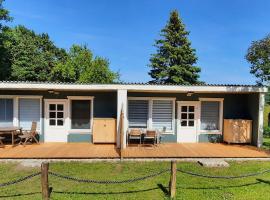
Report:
0,80,262,87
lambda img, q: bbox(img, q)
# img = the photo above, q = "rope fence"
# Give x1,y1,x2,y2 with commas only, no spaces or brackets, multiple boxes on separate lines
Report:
0,161,270,199
48,169,169,184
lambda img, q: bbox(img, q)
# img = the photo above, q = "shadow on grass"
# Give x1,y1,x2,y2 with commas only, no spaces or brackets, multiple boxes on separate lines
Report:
53,185,165,196
0,192,40,198
2,179,269,198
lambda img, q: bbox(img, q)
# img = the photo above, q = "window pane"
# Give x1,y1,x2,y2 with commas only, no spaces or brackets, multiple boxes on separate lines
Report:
49,112,56,118
181,106,187,112
71,100,91,129
49,119,56,126
57,104,63,111
57,119,64,126
181,113,187,119
201,101,220,130
152,100,173,131
188,120,194,127
0,99,13,126
128,100,148,128
188,113,194,120
57,112,63,118
188,106,194,112
181,120,187,126
49,104,56,111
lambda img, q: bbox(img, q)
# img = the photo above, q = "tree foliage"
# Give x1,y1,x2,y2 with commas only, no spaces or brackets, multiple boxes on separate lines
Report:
0,25,66,81
0,1,119,83
0,0,12,30
51,45,119,83
149,10,201,84
246,35,270,85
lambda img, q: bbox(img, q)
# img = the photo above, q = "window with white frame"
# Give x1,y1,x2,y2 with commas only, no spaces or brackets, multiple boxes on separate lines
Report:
128,100,148,128
71,99,91,129
0,98,13,126
128,98,175,132
152,100,173,131
200,100,222,131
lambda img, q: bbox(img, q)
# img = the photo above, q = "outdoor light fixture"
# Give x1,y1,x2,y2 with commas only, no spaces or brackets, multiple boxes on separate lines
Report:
187,91,194,96
48,90,54,94
48,90,59,95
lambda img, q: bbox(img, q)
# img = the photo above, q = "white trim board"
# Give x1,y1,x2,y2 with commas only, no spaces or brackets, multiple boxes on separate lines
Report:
0,82,267,93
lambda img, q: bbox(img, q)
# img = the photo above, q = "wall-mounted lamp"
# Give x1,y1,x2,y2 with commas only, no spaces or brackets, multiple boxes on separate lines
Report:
187,91,194,96
48,90,60,95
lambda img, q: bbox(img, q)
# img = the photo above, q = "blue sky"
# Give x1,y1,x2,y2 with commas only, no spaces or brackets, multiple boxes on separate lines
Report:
4,0,270,84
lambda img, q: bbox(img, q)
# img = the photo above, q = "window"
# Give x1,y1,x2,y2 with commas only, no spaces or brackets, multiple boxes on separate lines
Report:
180,105,195,127
128,100,148,128
0,99,13,126
201,101,220,130
152,100,173,131
19,98,40,130
71,100,91,129
128,98,175,132
49,103,64,126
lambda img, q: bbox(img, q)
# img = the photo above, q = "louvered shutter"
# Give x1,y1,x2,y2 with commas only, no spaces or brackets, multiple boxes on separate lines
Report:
201,101,220,130
19,99,40,130
152,100,173,131
0,99,13,126
128,100,148,128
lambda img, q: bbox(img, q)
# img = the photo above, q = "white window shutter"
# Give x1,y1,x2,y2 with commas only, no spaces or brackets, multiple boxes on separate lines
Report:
201,101,220,130
152,100,173,131
128,100,148,128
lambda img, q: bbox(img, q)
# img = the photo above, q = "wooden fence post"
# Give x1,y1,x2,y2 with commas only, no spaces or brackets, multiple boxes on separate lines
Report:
41,162,50,200
169,160,177,198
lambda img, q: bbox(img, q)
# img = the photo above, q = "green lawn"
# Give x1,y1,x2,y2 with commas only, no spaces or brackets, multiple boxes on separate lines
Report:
0,161,270,199
263,137,270,150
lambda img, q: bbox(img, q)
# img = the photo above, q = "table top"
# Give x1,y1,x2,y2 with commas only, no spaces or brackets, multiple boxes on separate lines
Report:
0,126,21,132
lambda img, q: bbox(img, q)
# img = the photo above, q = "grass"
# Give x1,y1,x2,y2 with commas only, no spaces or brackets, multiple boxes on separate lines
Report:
263,136,270,150
0,161,270,199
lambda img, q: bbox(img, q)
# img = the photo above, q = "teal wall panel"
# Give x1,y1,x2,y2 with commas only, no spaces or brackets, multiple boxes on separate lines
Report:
198,134,223,143
68,134,92,143
160,134,177,143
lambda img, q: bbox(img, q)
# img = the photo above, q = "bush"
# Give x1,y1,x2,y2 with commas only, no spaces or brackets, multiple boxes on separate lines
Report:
263,126,270,137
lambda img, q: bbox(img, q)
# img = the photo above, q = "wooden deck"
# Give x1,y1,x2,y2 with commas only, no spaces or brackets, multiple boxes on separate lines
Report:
0,143,269,159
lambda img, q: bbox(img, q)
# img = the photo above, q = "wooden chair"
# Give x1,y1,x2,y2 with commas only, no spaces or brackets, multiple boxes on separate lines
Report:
143,130,157,146
0,136,5,148
128,128,142,145
19,122,39,146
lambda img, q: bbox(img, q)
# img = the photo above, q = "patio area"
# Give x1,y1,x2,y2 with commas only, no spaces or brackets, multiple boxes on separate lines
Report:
0,143,269,159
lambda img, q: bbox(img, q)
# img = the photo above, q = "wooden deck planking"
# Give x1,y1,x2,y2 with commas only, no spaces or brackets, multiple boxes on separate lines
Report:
0,143,269,159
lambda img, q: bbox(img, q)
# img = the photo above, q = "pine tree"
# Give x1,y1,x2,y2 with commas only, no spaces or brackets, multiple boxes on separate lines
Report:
149,10,201,84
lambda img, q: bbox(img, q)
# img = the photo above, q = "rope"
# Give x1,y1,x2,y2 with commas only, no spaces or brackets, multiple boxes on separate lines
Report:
177,168,270,179
49,169,169,184
0,172,41,187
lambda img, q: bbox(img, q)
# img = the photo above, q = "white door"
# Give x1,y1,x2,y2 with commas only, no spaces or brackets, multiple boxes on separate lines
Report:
177,102,199,143
44,99,68,142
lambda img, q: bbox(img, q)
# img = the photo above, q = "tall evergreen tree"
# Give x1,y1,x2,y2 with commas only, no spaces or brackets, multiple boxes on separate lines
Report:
149,10,201,84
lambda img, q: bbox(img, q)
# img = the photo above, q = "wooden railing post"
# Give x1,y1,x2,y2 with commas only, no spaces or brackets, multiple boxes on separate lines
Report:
41,162,50,200
169,160,177,198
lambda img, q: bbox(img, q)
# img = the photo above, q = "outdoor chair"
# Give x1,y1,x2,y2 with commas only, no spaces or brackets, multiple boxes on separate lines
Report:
0,136,5,147
19,122,39,146
143,130,157,146
128,128,142,145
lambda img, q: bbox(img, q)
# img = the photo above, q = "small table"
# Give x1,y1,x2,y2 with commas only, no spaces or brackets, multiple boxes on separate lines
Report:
0,127,22,146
